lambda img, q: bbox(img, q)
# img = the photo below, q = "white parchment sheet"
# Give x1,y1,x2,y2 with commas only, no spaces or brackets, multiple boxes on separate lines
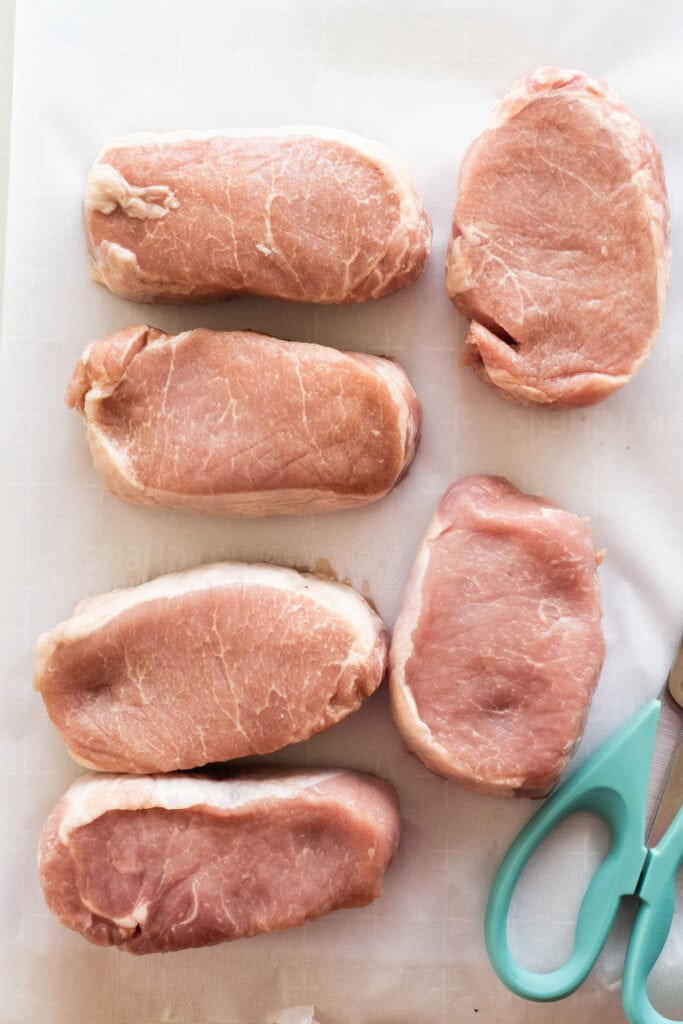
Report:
1,1,683,1021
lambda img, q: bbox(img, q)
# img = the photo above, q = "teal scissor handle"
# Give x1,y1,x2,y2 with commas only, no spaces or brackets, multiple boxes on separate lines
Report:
622,802,683,1024
485,700,660,1001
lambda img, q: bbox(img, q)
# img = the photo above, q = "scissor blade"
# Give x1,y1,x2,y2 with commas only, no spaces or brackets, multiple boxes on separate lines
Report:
645,636,683,848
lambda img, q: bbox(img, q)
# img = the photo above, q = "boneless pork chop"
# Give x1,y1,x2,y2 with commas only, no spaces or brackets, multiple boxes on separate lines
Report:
66,326,421,517
85,126,432,304
446,67,671,407
39,769,400,953
34,562,388,773
390,476,604,797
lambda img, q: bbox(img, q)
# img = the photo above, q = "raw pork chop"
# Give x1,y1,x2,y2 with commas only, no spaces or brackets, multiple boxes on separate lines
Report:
66,326,422,517
390,476,604,797
85,126,432,304
446,67,671,407
34,562,388,773
39,768,400,954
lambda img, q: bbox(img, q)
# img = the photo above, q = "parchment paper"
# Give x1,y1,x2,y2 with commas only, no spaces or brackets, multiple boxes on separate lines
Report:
2,1,683,1022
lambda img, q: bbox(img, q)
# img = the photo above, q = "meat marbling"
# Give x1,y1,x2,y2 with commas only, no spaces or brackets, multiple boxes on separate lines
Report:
66,326,422,518
446,67,671,407
34,562,388,773
85,126,432,304
39,768,401,954
390,476,605,797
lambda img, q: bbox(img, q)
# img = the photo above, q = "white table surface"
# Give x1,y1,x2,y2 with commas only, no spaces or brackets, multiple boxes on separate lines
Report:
0,1,16,320
2,3,682,1023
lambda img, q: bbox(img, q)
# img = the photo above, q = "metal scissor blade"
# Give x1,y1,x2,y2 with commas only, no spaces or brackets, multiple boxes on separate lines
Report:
645,636,683,848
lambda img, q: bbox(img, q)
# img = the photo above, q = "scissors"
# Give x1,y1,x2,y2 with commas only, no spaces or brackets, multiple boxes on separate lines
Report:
486,636,683,1024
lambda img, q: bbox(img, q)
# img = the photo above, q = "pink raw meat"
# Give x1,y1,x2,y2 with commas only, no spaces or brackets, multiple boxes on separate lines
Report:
66,326,421,517
39,768,400,954
85,127,432,304
446,67,670,407
390,476,605,797
34,562,388,773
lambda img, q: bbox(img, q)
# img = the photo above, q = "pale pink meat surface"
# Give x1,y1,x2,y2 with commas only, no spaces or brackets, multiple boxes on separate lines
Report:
390,475,605,797
85,127,432,304
66,326,422,517
38,769,401,954
446,67,671,407
34,562,388,773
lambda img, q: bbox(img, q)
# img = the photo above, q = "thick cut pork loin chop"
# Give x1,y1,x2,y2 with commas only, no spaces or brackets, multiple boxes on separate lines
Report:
66,326,421,517
390,476,604,797
446,67,671,407
85,126,432,304
39,769,400,953
34,563,388,773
